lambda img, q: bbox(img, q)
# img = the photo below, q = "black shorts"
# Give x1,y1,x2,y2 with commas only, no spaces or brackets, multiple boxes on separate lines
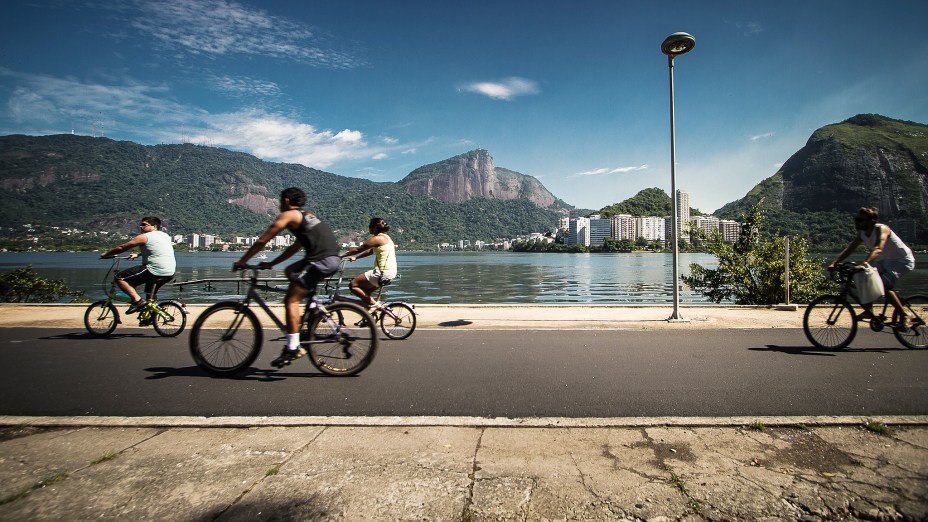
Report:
116,265,174,294
288,256,341,291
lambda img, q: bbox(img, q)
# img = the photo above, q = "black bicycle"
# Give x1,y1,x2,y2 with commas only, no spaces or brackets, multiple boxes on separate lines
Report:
803,262,927,350
187,265,378,377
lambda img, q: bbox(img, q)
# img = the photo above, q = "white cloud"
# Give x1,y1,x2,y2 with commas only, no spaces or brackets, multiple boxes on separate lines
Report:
460,77,540,101
570,165,649,178
382,136,399,145
114,0,363,68
372,153,388,160
210,75,282,97
750,132,775,142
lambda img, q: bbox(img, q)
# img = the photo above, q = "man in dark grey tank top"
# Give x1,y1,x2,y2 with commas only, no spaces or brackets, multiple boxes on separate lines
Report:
234,187,341,368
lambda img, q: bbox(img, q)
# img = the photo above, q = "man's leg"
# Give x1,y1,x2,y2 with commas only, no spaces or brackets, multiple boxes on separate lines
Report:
887,290,911,328
271,282,310,368
115,279,141,303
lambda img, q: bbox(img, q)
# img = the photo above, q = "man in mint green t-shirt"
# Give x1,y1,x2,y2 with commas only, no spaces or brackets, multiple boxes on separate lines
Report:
101,216,176,314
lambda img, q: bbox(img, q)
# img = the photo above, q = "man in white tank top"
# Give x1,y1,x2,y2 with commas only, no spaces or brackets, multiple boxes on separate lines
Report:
830,207,916,330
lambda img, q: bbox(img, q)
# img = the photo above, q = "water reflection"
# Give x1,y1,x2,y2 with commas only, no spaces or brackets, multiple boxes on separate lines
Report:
1,250,925,305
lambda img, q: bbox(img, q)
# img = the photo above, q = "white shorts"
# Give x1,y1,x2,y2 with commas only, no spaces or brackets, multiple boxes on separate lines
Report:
364,268,397,286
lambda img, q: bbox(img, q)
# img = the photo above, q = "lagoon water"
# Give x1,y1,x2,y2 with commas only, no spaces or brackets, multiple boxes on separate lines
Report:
1,250,925,305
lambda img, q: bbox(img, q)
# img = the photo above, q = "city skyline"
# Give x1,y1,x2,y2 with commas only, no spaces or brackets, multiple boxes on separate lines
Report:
1,1,926,214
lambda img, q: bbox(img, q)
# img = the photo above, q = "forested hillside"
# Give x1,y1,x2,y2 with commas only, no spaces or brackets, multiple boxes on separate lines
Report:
0,135,566,248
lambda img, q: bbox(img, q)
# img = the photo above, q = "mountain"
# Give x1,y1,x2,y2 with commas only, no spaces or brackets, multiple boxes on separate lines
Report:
399,149,566,208
717,114,928,246
0,135,569,248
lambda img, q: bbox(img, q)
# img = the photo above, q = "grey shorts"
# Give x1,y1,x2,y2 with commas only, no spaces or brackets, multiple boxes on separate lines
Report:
875,257,915,290
288,256,341,291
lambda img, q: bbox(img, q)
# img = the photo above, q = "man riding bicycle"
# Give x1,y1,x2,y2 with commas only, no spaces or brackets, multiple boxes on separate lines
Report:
233,187,341,368
100,216,176,315
829,207,916,331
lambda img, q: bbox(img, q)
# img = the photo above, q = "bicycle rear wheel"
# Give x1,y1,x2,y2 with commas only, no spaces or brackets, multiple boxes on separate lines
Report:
305,302,377,376
189,302,262,376
152,301,187,337
84,300,118,336
803,295,857,350
379,303,416,340
894,294,928,349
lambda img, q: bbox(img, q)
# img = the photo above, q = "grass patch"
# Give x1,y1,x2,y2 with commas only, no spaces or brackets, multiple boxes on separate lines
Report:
862,418,889,435
0,471,69,506
667,469,702,515
748,422,766,432
796,423,810,432
265,467,279,477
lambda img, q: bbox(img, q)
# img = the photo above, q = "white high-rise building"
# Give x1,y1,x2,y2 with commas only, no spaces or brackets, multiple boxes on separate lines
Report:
690,215,720,238
614,214,637,240
637,216,665,241
719,219,742,243
675,190,691,240
568,217,590,246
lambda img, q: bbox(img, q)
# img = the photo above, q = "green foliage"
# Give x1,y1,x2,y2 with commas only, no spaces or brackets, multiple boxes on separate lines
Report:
683,202,835,305
0,266,85,303
0,135,565,248
598,187,671,217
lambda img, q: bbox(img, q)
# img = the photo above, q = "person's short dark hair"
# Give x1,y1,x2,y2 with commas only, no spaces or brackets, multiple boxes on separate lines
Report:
369,217,389,233
281,187,306,207
857,207,879,222
141,216,162,230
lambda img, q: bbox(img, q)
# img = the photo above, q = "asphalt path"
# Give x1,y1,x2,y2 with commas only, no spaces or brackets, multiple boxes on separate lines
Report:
1,327,926,418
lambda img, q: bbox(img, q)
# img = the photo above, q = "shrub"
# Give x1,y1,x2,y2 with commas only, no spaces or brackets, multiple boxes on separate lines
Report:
683,202,835,305
0,266,85,303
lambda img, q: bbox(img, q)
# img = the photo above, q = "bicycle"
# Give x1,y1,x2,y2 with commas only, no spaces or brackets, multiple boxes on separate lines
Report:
803,262,927,350
84,255,187,337
321,261,416,340
187,265,378,377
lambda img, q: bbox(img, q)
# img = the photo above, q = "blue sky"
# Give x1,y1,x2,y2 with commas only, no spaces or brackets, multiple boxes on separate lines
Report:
2,1,926,213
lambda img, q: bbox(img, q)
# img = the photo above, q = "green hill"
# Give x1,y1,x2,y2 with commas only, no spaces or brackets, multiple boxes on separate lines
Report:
0,135,566,249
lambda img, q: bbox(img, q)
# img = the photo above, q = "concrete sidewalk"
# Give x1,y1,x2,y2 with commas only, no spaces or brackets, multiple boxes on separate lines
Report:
0,302,804,330
1,304,926,520
0,418,926,520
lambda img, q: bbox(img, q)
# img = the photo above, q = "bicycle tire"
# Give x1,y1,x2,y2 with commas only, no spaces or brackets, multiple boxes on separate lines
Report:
305,301,377,376
84,300,119,337
894,294,928,349
152,301,187,337
379,303,416,340
803,295,857,350
189,302,262,376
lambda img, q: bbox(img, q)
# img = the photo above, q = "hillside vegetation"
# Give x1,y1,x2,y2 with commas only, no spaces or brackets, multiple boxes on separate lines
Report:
0,135,565,248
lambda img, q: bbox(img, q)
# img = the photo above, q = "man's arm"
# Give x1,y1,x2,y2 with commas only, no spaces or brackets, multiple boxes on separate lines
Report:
235,211,298,269
861,226,890,266
101,234,148,258
264,242,302,268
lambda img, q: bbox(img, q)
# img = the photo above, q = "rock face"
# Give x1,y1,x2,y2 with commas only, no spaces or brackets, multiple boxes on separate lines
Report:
718,114,928,239
399,149,557,207
780,115,927,219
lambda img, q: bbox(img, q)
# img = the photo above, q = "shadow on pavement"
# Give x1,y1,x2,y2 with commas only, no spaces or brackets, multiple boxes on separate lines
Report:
144,366,337,381
751,344,904,355
437,319,473,327
40,331,152,341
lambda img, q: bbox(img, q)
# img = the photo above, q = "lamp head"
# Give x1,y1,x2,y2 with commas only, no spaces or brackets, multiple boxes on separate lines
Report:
661,32,696,56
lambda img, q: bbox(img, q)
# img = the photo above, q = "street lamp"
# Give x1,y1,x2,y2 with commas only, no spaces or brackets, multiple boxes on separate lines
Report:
661,32,695,321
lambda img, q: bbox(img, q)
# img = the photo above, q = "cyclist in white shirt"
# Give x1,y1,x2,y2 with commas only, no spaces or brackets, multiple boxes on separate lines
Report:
830,207,916,330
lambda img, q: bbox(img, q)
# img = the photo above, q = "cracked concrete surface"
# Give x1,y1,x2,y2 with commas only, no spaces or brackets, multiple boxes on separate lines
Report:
2,424,925,520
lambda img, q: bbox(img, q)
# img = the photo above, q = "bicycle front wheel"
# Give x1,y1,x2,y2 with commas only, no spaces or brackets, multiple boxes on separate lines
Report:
894,294,928,349
803,295,857,350
379,303,416,340
84,300,118,337
306,302,377,376
152,301,187,337
189,302,262,376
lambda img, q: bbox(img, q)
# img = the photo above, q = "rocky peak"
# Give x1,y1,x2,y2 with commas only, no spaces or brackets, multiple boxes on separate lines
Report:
398,149,557,207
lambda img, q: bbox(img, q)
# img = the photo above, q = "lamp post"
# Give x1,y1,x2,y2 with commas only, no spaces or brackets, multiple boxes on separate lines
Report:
661,32,695,321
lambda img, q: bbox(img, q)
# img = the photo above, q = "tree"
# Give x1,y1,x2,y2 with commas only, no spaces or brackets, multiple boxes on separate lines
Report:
0,266,85,303
682,202,834,305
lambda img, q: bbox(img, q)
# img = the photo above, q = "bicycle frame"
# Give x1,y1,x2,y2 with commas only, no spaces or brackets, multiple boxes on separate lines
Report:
322,262,405,321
